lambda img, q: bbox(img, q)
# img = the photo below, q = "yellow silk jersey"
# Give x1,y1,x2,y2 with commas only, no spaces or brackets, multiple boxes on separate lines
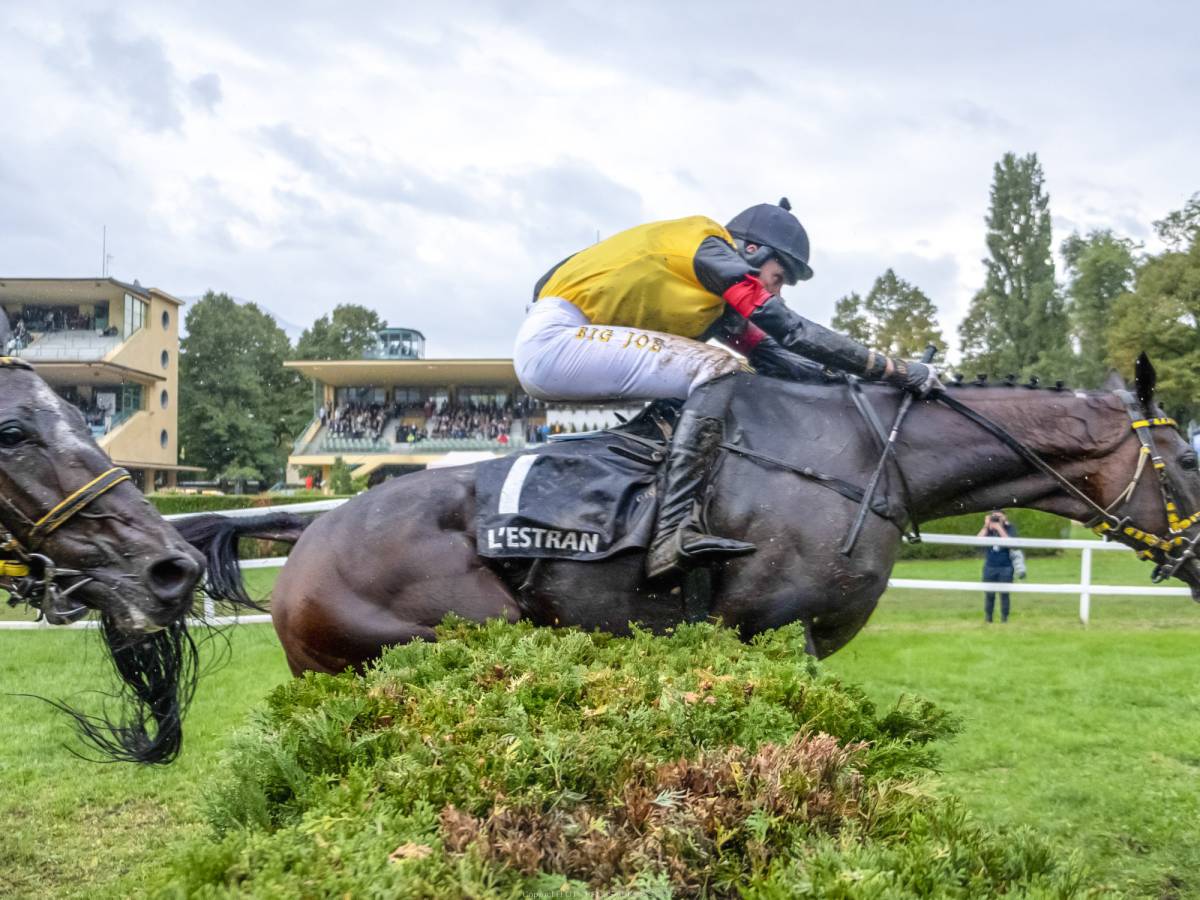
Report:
535,216,737,339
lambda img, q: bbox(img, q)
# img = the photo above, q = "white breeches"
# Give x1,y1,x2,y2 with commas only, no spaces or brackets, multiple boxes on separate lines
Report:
513,297,744,402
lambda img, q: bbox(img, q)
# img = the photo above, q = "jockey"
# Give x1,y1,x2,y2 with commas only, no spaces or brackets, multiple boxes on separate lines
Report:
515,198,941,578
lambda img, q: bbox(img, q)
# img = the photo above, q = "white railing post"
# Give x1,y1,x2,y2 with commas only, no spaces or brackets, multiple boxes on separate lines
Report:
204,593,216,621
1079,546,1092,626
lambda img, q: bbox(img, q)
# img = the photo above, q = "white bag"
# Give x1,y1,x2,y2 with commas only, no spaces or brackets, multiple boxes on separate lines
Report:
1011,549,1027,580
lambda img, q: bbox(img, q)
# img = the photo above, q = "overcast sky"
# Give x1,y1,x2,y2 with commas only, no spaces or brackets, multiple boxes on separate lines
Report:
2,1,1197,359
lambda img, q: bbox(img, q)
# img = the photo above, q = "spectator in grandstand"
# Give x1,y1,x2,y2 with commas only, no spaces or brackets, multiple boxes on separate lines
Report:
977,510,1020,623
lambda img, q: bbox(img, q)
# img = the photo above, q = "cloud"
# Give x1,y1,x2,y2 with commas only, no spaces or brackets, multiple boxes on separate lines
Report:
40,14,186,132
504,159,645,251
260,123,479,217
2,1,1198,363
188,73,223,112
949,99,1011,133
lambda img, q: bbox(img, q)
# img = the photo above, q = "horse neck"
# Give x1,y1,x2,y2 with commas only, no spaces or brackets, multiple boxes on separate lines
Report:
902,388,1134,522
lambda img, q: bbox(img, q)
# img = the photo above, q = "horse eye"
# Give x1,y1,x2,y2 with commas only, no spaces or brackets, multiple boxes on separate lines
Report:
1182,453,1198,472
0,425,27,448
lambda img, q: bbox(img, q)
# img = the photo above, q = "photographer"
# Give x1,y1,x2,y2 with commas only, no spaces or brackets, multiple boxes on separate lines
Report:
977,510,1022,623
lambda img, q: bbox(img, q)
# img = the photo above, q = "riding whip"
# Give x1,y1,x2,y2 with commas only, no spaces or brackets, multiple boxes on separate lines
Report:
840,344,937,556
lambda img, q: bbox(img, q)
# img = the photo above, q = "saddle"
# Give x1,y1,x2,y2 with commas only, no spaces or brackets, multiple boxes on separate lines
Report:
475,404,676,562
475,379,912,564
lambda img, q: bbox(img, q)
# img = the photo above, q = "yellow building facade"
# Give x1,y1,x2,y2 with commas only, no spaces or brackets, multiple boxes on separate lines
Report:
0,277,201,491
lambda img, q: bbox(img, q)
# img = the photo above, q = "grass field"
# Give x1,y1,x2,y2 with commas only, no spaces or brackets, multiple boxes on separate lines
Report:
2,552,1199,897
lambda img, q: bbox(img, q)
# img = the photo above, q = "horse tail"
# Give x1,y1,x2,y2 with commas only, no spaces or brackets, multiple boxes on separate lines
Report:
173,512,313,612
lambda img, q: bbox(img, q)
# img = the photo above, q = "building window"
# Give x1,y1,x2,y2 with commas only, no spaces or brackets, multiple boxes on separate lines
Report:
160,429,169,448
123,293,147,339
161,349,169,369
161,310,170,331
121,383,143,413
160,389,169,409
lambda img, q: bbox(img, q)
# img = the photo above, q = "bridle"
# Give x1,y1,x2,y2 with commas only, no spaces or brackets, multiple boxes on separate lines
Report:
935,389,1200,586
0,355,132,616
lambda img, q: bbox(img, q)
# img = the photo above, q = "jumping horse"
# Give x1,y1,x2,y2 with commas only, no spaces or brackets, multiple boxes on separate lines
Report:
184,355,1200,676
1,311,210,763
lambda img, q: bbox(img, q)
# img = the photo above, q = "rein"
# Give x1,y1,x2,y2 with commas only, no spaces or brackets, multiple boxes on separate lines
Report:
0,355,133,613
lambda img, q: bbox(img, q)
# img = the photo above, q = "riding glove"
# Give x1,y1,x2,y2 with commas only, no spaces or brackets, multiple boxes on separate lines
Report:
886,358,942,397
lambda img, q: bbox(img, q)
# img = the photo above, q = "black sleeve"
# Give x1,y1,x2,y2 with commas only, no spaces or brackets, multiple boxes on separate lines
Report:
748,338,831,384
749,297,881,377
692,235,756,295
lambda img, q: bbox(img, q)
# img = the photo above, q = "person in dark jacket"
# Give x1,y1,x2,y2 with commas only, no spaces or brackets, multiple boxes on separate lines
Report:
978,510,1018,622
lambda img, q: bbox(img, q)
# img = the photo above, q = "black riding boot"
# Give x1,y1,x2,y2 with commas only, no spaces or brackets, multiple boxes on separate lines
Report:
645,407,756,579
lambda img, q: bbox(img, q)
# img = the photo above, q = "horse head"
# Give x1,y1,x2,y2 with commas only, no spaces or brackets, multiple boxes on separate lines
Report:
0,329,207,762
0,360,204,628
1107,354,1200,600
917,354,1200,602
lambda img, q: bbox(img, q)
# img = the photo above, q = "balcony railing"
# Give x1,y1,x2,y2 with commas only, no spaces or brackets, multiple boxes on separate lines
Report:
87,407,138,438
17,330,123,362
298,433,527,455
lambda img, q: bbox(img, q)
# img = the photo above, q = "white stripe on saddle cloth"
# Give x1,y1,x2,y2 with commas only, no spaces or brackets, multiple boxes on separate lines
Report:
497,454,538,514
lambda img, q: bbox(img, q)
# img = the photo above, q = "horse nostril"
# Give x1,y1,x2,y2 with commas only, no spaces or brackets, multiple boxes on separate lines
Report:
145,554,201,602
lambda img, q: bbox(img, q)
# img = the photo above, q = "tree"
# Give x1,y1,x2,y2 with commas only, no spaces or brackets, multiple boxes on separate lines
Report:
329,457,354,495
958,152,1068,377
831,269,944,358
831,292,871,345
1106,219,1200,423
295,304,387,360
179,292,309,482
1060,230,1138,387
1152,191,1200,251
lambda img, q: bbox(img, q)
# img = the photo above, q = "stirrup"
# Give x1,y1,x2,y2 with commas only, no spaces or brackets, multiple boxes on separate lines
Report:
646,525,755,580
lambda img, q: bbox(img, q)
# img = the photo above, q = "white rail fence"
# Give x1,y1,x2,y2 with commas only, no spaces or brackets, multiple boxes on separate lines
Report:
1,501,1190,630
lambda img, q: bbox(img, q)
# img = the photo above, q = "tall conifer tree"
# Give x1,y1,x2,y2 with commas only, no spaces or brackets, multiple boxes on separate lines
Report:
959,152,1068,377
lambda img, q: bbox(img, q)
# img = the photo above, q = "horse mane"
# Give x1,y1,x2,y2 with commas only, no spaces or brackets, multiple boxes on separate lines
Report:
33,616,200,764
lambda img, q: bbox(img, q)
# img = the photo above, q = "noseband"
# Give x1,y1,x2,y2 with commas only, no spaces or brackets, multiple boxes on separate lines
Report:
936,389,1200,586
0,354,132,615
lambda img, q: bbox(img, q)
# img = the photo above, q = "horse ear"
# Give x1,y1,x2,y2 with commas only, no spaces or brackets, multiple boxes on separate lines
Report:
1101,369,1126,392
1134,353,1157,409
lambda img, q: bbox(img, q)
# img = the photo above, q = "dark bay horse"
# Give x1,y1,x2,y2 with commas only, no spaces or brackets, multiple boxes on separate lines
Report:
186,357,1200,676
1,318,209,763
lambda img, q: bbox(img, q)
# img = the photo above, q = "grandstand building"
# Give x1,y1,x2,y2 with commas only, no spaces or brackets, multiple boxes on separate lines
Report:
0,277,202,491
286,327,640,487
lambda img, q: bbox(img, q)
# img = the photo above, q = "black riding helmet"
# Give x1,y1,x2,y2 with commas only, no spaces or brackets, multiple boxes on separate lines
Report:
726,197,813,284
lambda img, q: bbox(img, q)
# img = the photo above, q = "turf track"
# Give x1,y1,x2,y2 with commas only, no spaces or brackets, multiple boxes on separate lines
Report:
1,557,1197,897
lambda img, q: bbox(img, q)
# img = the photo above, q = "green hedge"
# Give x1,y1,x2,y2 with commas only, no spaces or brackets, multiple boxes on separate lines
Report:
151,620,1091,897
901,509,1071,560
149,493,354,559
147,492,352,516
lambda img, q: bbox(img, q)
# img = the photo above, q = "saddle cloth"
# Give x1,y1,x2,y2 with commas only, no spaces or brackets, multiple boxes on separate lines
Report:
475,432,661,561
